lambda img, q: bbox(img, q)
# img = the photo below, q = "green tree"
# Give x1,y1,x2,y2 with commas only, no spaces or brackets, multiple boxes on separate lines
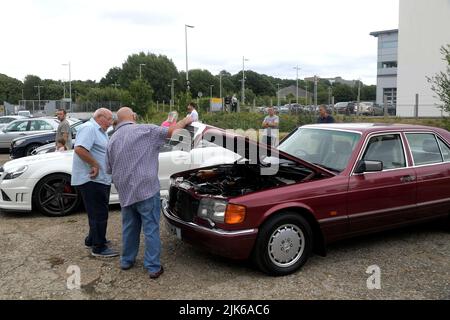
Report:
0,74,23,104
23,75,42,100
119,52,178,102
128,78,153,116
361,85,376,101
333,83,355,102
428,44,450,112
100,67,122,87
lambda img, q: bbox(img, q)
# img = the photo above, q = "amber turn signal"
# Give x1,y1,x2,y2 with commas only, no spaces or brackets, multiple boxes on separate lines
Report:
225,204,246,224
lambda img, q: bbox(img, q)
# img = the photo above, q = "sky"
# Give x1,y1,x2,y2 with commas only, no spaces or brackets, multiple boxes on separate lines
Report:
0,0,399,85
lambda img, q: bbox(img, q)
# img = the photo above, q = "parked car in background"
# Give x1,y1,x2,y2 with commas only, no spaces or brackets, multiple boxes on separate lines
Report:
0,116,26,131
164,123,450,276
9,118,82,158
334,102,349,114
0,118,60,149
17,110,31,118
0,122,239,216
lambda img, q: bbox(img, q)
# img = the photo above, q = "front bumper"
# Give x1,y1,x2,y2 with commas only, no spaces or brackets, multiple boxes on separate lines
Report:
0,178,34,211
162,199,258,260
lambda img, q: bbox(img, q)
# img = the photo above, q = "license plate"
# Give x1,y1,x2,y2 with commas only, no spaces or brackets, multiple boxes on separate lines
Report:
169,224,182,240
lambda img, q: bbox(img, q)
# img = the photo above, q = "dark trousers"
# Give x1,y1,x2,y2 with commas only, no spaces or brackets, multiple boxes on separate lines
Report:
77,182,111,253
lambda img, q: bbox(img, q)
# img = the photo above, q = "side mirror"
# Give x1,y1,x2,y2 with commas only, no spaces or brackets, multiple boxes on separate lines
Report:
354,160,383,174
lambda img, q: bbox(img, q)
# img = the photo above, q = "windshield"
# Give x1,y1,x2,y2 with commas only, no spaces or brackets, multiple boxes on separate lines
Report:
278,128,361,172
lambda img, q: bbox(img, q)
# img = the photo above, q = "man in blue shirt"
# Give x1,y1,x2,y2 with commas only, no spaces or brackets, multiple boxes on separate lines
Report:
71,108,118,258
317,105,335,123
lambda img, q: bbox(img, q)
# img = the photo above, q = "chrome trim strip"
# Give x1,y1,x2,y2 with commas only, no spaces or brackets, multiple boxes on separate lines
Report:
162,202,257,236
318,215,348,224
349,197,450,219
350,204,417,219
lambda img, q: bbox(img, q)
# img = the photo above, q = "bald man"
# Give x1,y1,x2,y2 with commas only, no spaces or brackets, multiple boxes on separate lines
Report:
106,107,192,279
71,108,119,258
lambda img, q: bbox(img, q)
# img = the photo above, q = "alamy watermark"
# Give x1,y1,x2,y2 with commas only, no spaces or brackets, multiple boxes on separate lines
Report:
366,265,381,290
169,128,280,175
66,265,81,290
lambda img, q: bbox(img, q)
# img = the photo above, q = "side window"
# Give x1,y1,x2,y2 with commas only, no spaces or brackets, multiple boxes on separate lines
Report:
362,134,406,170
406,133,443,165
7,121,28,132
30,120,52,131
437,137,450,162
39,120,54,130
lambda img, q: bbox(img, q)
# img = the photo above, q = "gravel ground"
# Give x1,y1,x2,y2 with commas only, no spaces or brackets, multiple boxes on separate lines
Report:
0,154,449,300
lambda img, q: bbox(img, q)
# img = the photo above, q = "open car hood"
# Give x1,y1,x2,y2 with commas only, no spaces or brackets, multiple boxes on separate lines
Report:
201,127,336,177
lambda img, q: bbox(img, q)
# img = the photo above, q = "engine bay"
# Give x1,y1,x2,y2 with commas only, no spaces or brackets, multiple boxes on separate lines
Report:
180,163,320,197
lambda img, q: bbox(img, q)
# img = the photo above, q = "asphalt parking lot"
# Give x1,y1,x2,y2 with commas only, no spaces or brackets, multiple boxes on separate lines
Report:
0,153,449,300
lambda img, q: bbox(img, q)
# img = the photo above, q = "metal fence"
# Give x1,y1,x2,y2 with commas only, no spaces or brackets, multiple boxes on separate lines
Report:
15,100,123,115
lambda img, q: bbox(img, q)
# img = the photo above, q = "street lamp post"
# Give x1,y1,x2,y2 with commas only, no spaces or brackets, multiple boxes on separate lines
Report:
34,85,43,110
293,66,301,104
314,75,318,108
277,83,281,108
305,81,308,106
170,78,177,108
357,78,362,115
185,24,194,92
219,72,223,104
62,62,71,111
139,64,146,80
241,56,249,105
210,85,214,100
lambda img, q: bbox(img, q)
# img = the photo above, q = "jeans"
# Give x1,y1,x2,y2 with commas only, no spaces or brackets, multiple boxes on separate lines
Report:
77,182,111,253
121,193,161,273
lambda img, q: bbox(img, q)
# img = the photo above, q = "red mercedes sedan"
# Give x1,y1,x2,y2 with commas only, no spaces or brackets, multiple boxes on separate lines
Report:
163,123,450,276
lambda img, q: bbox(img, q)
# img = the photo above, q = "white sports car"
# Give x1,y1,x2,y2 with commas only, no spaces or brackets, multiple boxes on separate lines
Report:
0,123,239,216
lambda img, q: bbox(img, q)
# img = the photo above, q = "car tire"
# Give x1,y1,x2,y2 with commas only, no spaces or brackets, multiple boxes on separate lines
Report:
252,212,313,276
32,173,81,217
25,143,41,156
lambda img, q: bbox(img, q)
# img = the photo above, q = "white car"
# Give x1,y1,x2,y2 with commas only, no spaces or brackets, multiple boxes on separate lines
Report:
0,122,239,216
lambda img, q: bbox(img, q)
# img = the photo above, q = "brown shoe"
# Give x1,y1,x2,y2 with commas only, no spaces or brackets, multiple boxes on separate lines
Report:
148,266,164,279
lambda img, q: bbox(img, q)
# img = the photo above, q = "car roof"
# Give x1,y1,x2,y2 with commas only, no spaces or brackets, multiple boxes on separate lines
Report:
302,123,447,135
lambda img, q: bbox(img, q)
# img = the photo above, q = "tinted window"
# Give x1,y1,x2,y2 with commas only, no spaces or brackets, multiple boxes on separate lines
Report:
406,133,443,165
362,134,406,170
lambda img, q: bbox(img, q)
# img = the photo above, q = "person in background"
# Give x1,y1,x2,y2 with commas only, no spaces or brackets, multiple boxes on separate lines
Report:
317,105,335,123
161,111,178,127
231,94,238,112
106,107,192,279
187,103,199,122
71,108,118,258
56,138,67,152
56,109,72,150
262,107,279,147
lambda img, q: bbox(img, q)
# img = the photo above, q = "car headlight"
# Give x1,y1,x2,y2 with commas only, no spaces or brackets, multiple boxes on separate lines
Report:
197,198,228,223
3,166,28,180
13,139,25,147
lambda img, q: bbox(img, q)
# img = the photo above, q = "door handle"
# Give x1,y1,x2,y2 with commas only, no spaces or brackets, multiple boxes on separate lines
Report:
400,175,416,183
